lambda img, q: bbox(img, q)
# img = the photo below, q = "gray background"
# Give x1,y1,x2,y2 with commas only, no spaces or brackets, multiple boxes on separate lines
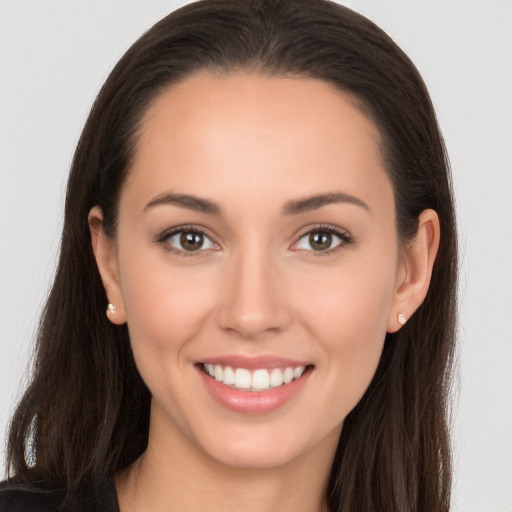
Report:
1,1,511,510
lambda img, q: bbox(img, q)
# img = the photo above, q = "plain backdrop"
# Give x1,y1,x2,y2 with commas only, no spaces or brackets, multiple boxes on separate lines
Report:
1,1,511,510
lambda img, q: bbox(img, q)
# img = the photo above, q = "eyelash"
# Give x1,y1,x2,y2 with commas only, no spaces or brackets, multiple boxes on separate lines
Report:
156,224,353,257
156,225,218,257
293,224,353,257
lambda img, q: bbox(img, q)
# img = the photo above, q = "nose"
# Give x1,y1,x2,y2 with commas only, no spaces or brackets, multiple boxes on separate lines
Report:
215,246,292,340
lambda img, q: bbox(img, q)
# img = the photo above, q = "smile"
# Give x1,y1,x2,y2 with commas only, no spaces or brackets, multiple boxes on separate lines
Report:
201,363,307,391
197,357,314,414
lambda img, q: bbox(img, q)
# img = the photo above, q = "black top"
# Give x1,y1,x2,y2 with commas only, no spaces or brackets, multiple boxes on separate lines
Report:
0,476,120,512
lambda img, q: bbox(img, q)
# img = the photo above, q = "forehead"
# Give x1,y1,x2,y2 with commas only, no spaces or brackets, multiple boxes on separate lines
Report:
124,72,392,216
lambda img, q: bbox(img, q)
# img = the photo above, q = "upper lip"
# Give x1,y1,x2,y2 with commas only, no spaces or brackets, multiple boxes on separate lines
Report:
197,355,312,370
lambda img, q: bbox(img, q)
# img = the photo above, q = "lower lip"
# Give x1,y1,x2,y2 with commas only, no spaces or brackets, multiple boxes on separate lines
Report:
197,366,312,415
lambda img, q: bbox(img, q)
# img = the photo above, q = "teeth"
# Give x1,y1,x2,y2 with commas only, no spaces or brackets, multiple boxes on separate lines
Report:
283,367,294,384
251,369,270,390
270,368,283,387
223,366,235,385
294,366,306,378
203,364,308,391
234,368,251,389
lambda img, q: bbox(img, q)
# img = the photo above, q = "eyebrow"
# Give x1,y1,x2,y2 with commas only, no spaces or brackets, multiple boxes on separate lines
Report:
282,192,370,215
143,191,370,217
144,193,222,215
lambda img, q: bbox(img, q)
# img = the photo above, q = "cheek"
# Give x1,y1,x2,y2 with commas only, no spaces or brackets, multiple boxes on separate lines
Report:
296,253,397,411
300,251,397,338
117,245,216,357
116,248,219,425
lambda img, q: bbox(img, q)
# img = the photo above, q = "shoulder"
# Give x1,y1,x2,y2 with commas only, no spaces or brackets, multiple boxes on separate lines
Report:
0,485,63,511
0,476,119,512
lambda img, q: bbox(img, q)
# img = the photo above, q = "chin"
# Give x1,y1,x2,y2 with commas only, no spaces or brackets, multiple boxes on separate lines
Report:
203,437,306,470
190,418,341,471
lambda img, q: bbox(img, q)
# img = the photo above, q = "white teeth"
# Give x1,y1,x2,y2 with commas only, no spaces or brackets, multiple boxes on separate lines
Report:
293,366,306,378
234,368,252,389
283,367,294,384
251,369,270,390
203,363,309,391
223,366,235,385
270,368,284,387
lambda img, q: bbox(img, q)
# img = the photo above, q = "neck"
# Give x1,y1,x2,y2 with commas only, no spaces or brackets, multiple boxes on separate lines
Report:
116,408,338,512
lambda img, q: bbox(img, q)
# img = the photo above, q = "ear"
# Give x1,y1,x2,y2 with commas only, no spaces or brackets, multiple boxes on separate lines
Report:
387,209,440,333
88,206,127,325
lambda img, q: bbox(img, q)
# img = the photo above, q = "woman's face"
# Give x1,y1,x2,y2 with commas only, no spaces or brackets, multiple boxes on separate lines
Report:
102,72,406,469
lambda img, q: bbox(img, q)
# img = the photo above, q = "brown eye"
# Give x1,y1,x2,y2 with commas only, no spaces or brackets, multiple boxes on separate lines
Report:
294,228,347,253
164,228,217,253
309,232,333,251
180,231,204,251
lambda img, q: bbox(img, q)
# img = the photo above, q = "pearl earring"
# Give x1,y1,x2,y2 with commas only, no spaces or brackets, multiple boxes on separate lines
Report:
397,313,407,326
107,303,117,315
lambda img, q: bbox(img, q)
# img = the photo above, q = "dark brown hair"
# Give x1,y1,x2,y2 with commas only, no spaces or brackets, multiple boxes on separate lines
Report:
6,1,457,510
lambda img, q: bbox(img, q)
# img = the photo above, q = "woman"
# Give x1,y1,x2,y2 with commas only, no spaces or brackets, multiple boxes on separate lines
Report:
1,0,457,510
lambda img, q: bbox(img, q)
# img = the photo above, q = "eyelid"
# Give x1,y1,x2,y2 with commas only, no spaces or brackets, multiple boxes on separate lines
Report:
156,224,220,255
290,224,353,254
155,223,352,256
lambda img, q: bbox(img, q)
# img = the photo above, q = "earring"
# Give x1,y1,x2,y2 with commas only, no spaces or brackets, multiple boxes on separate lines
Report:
397,313,407,326
107,303,117,315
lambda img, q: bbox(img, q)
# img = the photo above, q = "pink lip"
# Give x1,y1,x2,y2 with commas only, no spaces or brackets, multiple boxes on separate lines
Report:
198,355,311,370
196,363,313,415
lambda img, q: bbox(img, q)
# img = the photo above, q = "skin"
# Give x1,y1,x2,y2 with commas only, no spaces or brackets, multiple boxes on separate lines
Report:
89,72,440,512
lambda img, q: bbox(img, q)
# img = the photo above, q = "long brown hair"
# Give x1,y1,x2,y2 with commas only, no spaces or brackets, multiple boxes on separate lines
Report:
6,1,457,510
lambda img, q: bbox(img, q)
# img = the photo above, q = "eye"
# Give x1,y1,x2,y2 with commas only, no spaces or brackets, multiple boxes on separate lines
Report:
160,227,218,254
293,226,351,253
